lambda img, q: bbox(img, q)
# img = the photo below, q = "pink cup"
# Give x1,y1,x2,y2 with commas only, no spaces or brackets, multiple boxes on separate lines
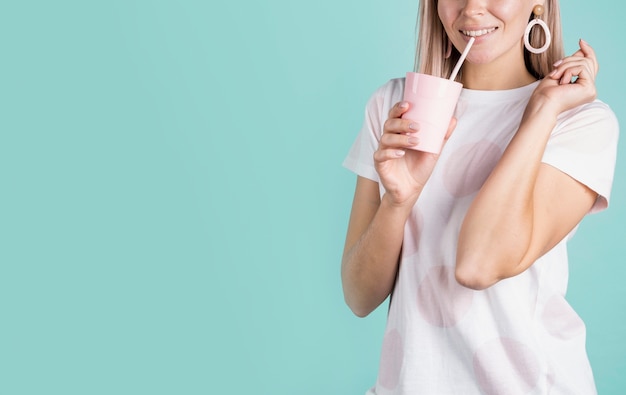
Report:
402,72,462,154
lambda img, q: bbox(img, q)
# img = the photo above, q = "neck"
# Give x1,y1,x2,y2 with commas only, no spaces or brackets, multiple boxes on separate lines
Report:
461,66,536,90
460,47,537,90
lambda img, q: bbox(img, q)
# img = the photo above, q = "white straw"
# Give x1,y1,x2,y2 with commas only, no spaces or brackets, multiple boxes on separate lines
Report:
449,37,475,81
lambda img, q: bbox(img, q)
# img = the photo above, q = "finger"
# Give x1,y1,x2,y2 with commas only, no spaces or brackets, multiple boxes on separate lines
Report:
374,148,405,162
558,65,583,85
558,63,594,85
551,40,598,76
556,40,598,75
549,59,595,82
552,55,592,69
578,38,599,73
383,117,419,136
559,66,581,85
552,51,584,71
570,49,584,58
380,131,420,149
388,101,410,119
578,39,596,59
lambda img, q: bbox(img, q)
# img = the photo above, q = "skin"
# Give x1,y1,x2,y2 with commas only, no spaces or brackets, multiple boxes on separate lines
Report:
342,0,599,317
440,0,540,89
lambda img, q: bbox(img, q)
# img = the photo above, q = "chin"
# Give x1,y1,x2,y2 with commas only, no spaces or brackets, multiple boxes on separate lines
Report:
464,53,492,65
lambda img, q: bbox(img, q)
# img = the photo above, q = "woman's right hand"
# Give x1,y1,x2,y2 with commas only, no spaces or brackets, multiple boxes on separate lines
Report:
374,101,456,206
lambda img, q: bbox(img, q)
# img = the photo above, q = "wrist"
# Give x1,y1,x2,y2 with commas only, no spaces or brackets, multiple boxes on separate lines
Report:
381,191,419,215
523,96,560,124
524,91,563,119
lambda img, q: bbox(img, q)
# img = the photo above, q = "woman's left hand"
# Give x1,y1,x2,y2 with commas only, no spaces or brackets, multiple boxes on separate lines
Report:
530,39,598,115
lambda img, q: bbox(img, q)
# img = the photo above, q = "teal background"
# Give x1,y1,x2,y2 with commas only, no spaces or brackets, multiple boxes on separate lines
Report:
1,1,623,394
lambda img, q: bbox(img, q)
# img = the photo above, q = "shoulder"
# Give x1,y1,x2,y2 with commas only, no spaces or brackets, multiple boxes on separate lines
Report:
555,100,619,136
543,100,619,213
375,77,405,98
360,78,406,136
365,78,405,115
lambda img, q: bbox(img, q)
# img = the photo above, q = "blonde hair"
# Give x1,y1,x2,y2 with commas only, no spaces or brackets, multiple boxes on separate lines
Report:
415,0,564,81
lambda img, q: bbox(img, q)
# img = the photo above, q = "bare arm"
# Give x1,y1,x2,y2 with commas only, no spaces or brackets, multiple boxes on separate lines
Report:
342,102,457,316
341,177,412,317
456,40,600,289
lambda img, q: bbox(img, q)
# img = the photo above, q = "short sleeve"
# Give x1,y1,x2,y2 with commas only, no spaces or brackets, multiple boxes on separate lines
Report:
342,79,404,182
542,100,619,214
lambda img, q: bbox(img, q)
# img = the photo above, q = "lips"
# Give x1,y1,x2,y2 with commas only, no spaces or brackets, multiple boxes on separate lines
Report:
460,27,497,37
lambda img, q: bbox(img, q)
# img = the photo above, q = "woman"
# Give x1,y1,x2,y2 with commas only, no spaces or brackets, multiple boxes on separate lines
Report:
342,0,619,394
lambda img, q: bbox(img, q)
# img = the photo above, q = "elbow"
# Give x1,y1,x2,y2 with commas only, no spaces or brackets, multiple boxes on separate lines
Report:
341,256,392,318
454,269,495,290
454,259,500,291
344,294,375,318
342,275,379,317
350,307,373,318
455,242,509,290
341,262,379,318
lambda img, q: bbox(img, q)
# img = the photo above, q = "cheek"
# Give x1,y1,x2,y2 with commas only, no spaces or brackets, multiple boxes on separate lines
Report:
509,17,531,42
437,2,457,29
498,4,533,32
437,9,457,37
497,0,533,15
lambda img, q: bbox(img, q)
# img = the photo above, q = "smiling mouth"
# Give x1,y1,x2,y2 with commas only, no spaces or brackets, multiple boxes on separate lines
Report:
461,27,497,37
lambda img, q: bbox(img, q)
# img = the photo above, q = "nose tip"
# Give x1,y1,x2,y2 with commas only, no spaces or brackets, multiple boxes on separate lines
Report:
462,0,485,17
463,8,485,17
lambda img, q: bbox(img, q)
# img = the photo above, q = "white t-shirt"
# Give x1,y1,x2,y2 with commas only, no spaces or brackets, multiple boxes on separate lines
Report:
343,78,619,395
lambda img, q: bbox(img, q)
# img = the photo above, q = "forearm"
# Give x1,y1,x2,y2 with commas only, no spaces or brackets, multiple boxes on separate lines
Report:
342,193,415,317
456,102,559,288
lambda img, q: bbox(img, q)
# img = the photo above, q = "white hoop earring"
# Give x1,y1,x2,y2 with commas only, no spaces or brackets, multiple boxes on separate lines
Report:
524,18,551,54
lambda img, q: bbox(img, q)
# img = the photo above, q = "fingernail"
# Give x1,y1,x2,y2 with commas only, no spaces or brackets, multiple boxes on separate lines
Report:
408,136,419,145
409,122,419,130
549,69,557,77
553,59,563,67
580,38,588,45
396,150,406,157
399,102,409,109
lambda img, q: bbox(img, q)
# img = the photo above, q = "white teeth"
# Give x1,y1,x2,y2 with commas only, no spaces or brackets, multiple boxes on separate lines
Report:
461,27,496,37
